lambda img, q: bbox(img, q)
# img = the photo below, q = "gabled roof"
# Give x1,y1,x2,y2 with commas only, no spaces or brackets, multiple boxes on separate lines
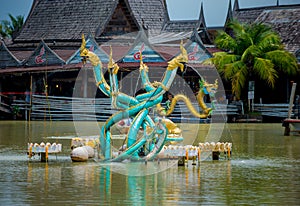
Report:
100,0,139,37
14,0,166,43
232,1,300,55
149,31,193,45
15,0,118,42
185,30,212,63
67,35,109,64
162,20,199,33
196,3,212,44
127,0,166,35
0,41,22,69
162,1,200,33
198,2,207,29
225,0,233,26
233,0,300,24
233,7,265,24
255,8,300,53
162,3,212,44
233,0,240,11
165,30,212,63
118,30,165,63
24,40,65,67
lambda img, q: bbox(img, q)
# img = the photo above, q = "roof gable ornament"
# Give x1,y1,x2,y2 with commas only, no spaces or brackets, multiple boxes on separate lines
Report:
119,30,165,63
198,2,207,29
0,40,22,69
196,2,212,44
184,30,212,63
67,35,109,64
24,40,65,67
225,0,233,26
233,0,240,11
100,0,139,37
162,0,171,23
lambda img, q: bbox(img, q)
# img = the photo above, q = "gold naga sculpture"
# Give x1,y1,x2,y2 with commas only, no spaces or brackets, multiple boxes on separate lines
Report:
156,79,218,119
80,33,218,161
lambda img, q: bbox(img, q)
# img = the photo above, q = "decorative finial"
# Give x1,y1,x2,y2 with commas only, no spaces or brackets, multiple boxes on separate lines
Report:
80,34,86,54
108,45,114,69
140,50,143,63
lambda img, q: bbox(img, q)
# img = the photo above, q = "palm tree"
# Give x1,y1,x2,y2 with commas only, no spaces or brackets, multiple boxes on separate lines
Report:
0,14,24,38
205,20,298,100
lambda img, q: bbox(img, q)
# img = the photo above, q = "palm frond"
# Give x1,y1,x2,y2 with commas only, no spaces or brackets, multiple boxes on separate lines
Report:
231,66,248,99
8,14,17,30
0,20,12,37
249,23,273,42
212,19,297,100
265,50,299,75
209,52,240,73
1,14,24,38
257,33,282,52
214,32,238,52
202,58,213,65
224,60,247,79
241,45,260,63
0,24,6,37
253,58,277,88
227,19,246,35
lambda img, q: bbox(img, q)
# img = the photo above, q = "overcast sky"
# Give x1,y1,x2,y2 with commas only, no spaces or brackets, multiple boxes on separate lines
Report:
0,0,299,27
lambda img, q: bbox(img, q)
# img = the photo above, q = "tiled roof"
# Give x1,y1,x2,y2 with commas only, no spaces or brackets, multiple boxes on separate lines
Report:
127,0,166,34
232,4,300,24
233,8,265,24
233,4,300,55
255,8,300,53
162,20,199,33
0,41,22,68
14,0,166,42
15,0,118,42
162,2,212,44
67,37,109,64
24,40,65,67
118,31,165,63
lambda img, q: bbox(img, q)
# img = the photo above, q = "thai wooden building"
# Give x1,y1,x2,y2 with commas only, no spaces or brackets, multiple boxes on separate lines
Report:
0,0,218,99
232,0,300,103
0,0,299,118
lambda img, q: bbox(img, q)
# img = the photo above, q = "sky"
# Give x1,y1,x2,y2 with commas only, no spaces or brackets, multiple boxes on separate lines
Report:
0,0,299,27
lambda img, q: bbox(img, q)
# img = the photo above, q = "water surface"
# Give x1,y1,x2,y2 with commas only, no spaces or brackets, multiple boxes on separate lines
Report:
0,121,299,205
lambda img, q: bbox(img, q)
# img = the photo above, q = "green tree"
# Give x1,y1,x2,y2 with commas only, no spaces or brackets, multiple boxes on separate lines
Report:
0,14,24,38
205,20,298,100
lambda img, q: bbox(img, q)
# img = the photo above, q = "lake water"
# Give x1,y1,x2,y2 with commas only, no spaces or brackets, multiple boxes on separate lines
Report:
0,121,300,205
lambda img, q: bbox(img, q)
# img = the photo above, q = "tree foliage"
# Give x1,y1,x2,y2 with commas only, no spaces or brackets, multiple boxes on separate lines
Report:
205,20,298,99
0,14,24,38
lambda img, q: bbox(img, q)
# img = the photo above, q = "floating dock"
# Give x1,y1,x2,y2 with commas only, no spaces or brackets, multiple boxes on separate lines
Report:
160,142,232,166
27,142,62,162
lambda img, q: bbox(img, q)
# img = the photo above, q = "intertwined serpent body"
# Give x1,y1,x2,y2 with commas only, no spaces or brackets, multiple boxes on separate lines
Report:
80,34,216,162
157,80,218,118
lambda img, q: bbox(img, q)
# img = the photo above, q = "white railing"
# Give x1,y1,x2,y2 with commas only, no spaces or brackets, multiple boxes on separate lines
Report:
29,95,241,122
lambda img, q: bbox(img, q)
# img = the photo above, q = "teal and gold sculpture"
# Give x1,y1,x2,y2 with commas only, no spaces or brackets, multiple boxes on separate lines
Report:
80,34,217,162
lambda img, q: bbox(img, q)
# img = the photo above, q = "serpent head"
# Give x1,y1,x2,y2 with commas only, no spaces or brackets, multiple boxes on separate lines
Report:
108,46,119,74
79,34,100,66
80,34,89,64
177,41,188,71
167,41,188,71
201,79,218,98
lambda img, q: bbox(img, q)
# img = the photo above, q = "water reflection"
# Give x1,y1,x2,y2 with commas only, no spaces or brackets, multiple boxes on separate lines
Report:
0,121,300,205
